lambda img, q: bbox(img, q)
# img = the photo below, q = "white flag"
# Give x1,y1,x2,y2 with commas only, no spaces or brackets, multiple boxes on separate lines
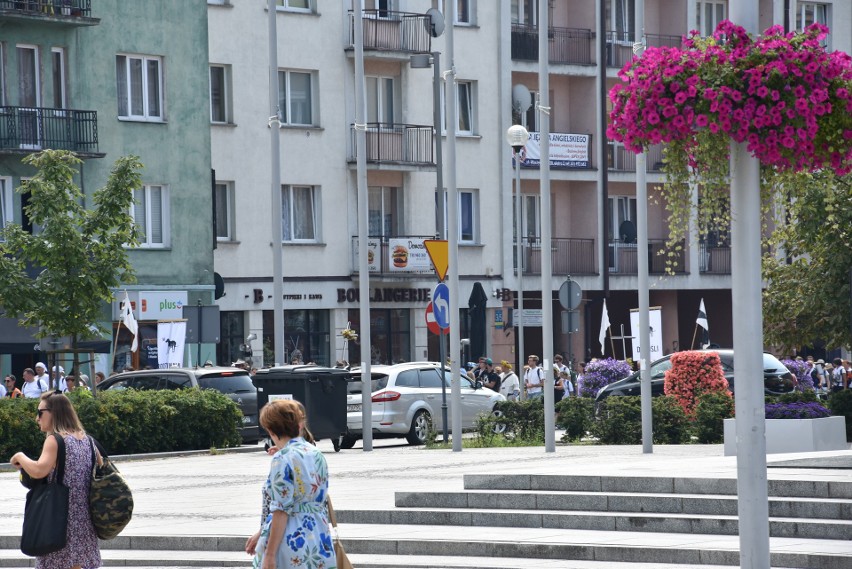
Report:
599,299,610,353
696,298,709,331
121,292,138,352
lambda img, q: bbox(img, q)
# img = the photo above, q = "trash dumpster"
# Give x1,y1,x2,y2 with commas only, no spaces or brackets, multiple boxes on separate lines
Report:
252,365,349,451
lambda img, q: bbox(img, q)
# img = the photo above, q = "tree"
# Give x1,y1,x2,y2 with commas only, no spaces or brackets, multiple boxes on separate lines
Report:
762,170,852,353
0,150,142,387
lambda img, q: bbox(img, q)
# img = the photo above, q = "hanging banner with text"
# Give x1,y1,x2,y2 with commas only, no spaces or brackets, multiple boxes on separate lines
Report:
388,238,432,273
157,321,186,368
628,307,663,362
519,132,591,169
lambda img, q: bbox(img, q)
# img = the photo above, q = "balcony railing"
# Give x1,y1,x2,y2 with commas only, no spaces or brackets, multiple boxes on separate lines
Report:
348,10,431,54
699,243,731,274
515,237,596,276
606,32,682,68
607,141,664,172
351,235,436,276
511,24,593,65
0,0,93,18
0,106,100,156
349,123,434,166
608,240,687,274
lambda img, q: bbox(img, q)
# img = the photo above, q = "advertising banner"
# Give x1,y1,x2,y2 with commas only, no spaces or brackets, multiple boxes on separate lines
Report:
157,321,186,368
387,238,432,273
519,132,591,169
352,238,381,272
629,307,663,362
139,291,188,320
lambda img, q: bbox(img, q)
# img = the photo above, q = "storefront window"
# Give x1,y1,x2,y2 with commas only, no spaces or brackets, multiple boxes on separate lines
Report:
263,310,331,366
113,322,158,371
347,309,411,364
218,311,244,366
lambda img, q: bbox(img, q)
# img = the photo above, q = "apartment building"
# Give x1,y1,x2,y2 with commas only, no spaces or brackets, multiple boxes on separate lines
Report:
211,0,850,369
0,0,215,376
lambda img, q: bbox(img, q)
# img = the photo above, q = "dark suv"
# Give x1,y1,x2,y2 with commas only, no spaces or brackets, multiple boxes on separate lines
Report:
97,367,260,443
594,350,796,405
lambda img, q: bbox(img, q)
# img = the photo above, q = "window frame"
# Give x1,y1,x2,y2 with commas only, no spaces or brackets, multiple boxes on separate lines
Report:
437,188,479,244
0,177,13,240
281,184,320,243
368,186,403,237
131,184,171,248
366,75,396,124
17,44,41,107
51,47,66,109
278,69,317,127
0,43,5,106
441,80,477,136
116,54,165,122
214,181,235,241
608,196,637,242
276,0,314,13
797,2,828,32
209,64,232,124
696,0,727,37
455,0,474,25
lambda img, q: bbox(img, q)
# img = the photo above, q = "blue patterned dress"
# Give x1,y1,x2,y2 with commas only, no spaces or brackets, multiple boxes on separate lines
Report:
254,437,336,569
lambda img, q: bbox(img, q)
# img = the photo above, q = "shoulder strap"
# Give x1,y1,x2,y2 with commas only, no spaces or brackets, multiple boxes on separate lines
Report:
537,367,543,379
38,378,46,391
52,433,66,485
326,495,338,528
88,435,109,458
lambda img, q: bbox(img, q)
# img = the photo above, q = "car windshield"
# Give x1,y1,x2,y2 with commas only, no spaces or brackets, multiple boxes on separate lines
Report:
198,373,255,393
347,375,388,394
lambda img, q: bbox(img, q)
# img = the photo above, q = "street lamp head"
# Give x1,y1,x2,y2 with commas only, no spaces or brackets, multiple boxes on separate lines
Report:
506,124,529,153
410,54,432,69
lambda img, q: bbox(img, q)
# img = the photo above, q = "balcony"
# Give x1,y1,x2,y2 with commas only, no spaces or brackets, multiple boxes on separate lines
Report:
608,240,686,274
606,32,681,69
349,123,434,168
351,235,436,277
608,141,664,172
699,243,731,274
515,237,596,276
0,106,103,157
0,0,98,25
347,10,431,56
511,24,593,65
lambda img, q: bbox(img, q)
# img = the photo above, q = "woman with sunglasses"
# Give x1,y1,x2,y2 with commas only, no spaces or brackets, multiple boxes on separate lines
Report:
10,392,102,569
4,374,22,398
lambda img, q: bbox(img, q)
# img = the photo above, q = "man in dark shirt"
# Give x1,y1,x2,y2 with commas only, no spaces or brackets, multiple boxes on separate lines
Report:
480,357,502,393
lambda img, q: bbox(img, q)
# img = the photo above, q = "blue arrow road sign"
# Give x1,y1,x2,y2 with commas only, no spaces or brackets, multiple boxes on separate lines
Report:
432,283,450,329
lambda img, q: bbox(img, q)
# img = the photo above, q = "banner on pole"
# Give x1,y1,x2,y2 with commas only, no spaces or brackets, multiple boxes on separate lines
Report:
157,321,186,368
629,307,663,361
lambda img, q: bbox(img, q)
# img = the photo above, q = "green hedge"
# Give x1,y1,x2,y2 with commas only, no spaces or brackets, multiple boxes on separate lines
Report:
590,396,691,444
692,391,735,443
555,397,595,441
0,389,242,463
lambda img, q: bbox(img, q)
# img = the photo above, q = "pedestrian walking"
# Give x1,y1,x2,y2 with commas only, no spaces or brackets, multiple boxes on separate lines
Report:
524,355,544,399
246,399,336,568
5,374,23,398
497,361,520,401
21,368,47,399
10,392,102,568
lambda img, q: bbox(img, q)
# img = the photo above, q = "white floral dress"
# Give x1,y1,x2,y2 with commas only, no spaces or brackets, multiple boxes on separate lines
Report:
254,437,336,569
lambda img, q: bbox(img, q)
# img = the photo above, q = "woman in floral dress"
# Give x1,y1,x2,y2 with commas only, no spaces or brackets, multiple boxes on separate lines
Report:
11,392,102,569
246,399,335,569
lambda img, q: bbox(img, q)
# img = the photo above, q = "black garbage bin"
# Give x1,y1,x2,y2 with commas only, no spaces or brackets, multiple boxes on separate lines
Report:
252,365,349,451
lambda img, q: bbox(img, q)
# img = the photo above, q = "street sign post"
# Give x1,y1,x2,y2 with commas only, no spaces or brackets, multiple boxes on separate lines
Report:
432,283,450,329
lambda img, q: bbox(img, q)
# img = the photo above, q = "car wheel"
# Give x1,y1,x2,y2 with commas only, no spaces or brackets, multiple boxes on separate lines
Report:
491,407,507,434
406,410,432,445
339,435,358,450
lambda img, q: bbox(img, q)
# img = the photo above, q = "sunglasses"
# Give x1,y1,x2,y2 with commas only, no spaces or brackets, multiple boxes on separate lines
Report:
36,409,51,418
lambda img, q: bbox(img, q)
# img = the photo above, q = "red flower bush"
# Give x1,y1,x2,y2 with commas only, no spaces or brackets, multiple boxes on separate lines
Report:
663,351,730,416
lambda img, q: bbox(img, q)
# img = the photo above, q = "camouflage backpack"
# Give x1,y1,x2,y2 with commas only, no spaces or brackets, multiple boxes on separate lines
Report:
88,437,133,540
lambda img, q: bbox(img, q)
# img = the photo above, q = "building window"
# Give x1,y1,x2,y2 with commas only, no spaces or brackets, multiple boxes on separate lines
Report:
606,0,635,40
455,0,473,25
281,185,319,242
519,89,538,132
797,3,828,30
218,311,244,367
608,196,637,241
437,189,478,243
278,70,316,126
696,1,726,37
51,48,66,109
368,186,403,237
209,64,232,123
511,0,537,25
0,177,12,239
366,76,396,124
277,0,314,12
442,80,476,135
131,185,170,248
116,54,164,121
262,309,330,366
214,181,234,241
0,44,5,106
348,308,410,365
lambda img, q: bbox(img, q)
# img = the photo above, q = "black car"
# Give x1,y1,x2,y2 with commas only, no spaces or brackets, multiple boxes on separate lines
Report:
97,367,260,443
594,350,796,405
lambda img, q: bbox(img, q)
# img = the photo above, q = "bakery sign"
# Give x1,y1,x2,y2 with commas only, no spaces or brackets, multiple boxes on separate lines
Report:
388,238,431,272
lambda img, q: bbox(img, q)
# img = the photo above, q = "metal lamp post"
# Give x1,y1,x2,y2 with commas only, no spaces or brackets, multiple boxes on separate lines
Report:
506,125,528,386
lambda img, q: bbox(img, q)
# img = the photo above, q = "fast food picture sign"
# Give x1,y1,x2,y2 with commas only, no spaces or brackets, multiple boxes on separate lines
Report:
387,238,432,273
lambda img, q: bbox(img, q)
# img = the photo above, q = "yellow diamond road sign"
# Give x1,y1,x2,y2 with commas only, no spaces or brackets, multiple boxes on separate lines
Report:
424,239,449,281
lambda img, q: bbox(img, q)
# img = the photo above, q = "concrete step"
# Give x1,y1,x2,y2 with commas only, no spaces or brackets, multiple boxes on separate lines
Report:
339,507,852,540
466,474,852,499
396,489,852,520
0,548,251,567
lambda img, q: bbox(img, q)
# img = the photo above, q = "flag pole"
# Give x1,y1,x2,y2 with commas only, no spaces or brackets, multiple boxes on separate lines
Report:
690,323,698,350
111,318,122,373
609,326,615,357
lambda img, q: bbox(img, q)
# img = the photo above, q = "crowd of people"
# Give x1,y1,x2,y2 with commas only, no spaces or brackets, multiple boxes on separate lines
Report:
463,353,581,402
1,362,105,400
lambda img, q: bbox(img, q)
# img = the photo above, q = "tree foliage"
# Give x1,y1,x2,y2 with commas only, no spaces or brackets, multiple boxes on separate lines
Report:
0,150,142,346
762,170,852,352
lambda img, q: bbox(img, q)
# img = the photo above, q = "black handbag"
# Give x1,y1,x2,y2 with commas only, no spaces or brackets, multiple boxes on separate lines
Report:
20,433,69,557
88,436,133,540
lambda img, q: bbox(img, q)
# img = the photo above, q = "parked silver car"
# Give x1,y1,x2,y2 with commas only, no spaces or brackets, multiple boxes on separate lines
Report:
342,362,505,447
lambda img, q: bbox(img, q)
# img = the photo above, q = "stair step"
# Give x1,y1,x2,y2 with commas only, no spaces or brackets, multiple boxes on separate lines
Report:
396,490,852,519
339,507,852,540
467,474,852,499
0,549,251,568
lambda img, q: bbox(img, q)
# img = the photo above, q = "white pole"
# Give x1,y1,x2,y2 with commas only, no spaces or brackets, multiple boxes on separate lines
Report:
729,2,769,567
444,0,462,452
515,162,525,391
268,0,285,366
538,0,555,453
353,0,372,452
